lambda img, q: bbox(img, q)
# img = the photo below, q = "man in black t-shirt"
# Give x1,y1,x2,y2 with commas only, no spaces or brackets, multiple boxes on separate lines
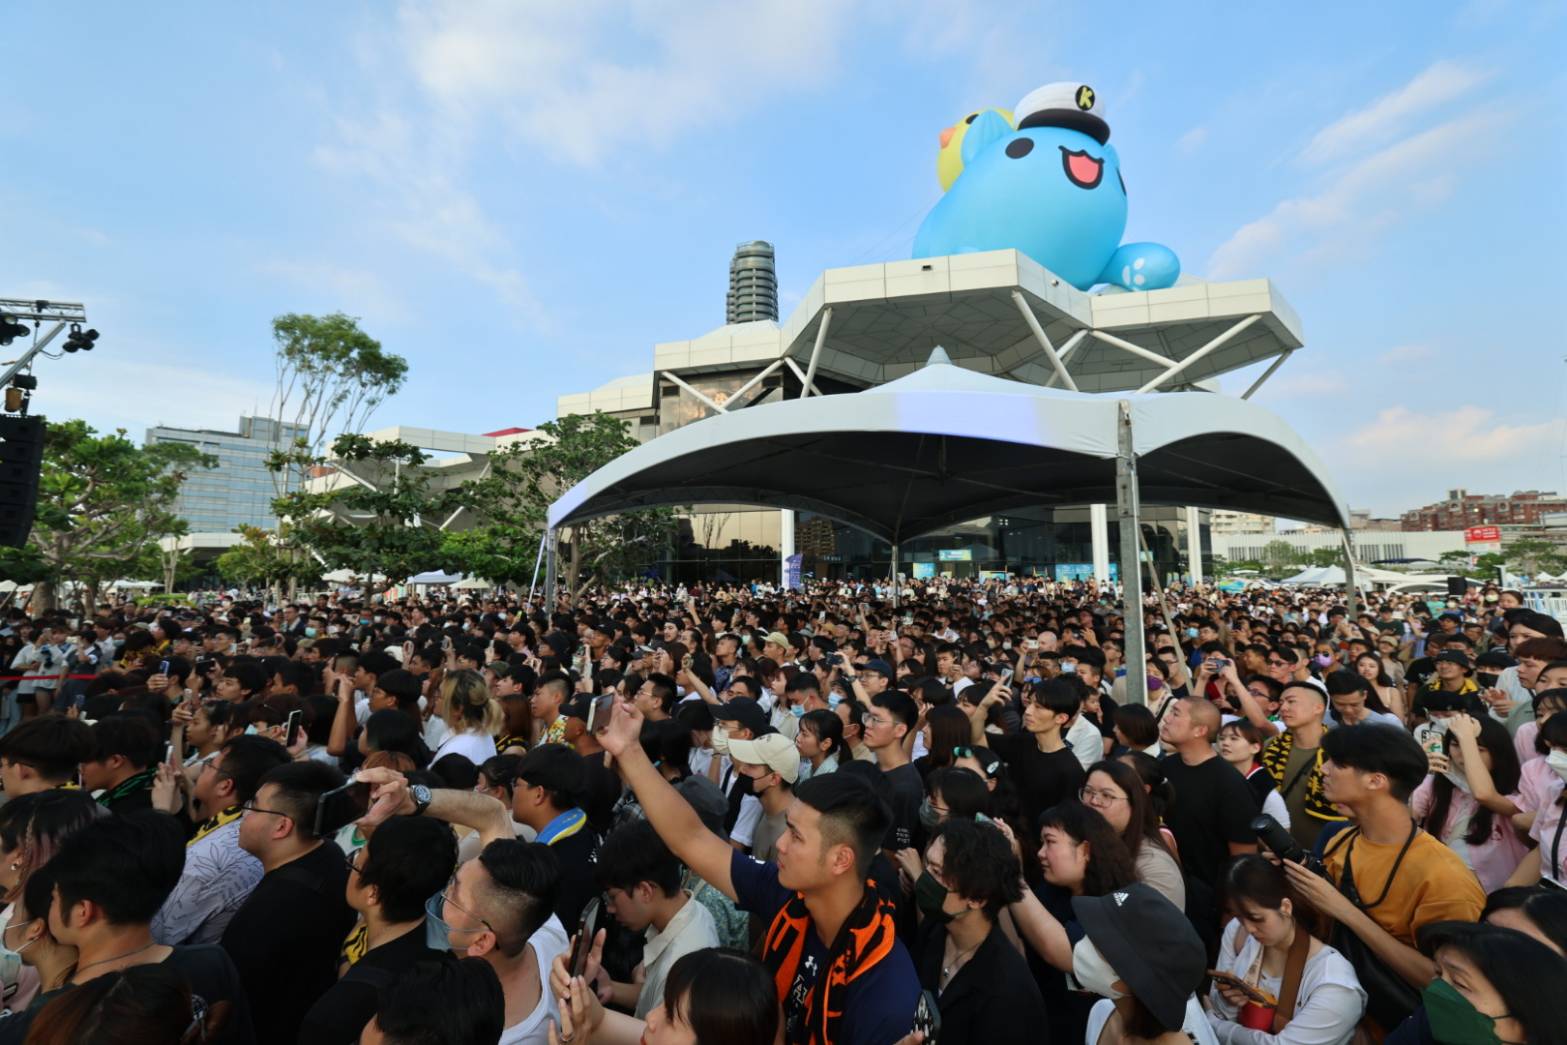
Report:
297,815,458,1045
992,678,1088,830
513,744,602,928
223,761,357,1044
864,690,923,852
1157,696,1258,889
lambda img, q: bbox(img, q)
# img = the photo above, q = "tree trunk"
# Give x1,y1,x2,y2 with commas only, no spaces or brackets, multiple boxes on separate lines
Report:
83,579,100,617
31,581,58,615
565,528,581,609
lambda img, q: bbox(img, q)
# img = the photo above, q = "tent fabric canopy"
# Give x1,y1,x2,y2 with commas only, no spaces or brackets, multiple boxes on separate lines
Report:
548,349,1349,540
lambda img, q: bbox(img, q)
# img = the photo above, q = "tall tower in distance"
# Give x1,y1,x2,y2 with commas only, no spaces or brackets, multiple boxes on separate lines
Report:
726,241,778,324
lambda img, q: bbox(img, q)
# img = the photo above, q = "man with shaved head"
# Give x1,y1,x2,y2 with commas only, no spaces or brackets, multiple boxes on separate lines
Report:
1158,696,1258,890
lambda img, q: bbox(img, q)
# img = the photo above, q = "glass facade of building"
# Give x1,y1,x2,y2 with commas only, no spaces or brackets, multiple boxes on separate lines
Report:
145,416,305,533
654,505,1211,586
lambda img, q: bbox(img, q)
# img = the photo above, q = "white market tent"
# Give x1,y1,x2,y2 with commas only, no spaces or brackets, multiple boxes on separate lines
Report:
1277,565,1449,589
545,348,1351,703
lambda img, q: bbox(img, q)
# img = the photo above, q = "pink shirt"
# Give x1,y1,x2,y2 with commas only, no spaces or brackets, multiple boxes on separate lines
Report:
1515,722,1540,770
1528,775,1567,887
1518,756,1560,817
1411,776,1529,892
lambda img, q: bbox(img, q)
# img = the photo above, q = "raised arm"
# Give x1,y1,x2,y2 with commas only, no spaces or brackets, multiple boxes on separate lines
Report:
1221,663,1279,736
1447,714,1519,816
326,670,357,757
599,697,737,901
357,767,516,848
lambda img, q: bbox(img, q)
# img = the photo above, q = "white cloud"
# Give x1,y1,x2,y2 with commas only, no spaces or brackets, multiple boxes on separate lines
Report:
393,0,856,166
1377,343,1434,365
1342,405,1562,462
1206,109,1493,279
1176,125,1208,154
1248,368,1348,400
254,260,411,326
1300,60,1489,164
37,357,271,439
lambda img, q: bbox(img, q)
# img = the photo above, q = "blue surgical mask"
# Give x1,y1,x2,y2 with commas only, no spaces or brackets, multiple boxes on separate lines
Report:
304,627,318,638
789,705,805,719
1185,627,1199,639
828,693,842,709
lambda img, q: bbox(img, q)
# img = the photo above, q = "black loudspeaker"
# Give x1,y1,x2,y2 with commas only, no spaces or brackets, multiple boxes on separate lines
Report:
1446,575,1467,596
0,414,45,548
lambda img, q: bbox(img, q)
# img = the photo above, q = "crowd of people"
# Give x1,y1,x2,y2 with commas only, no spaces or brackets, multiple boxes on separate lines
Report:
0,575,1565,1044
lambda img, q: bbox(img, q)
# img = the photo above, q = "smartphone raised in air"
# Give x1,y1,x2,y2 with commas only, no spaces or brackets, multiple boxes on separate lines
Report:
313,780,372,837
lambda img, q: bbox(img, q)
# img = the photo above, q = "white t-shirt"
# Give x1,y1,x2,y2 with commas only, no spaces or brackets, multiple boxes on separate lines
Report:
498,915,570,1045
1204,920,1366,1045
433,730,497,767
1088,995,1218,1045
1067,714,1104,771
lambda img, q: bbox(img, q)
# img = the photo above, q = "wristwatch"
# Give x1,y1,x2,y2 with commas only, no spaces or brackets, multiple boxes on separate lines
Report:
409,784,433,816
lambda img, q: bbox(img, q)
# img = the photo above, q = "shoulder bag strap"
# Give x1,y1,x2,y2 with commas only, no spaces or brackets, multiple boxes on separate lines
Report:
1550,800,1567,884
1270,926,1312,1032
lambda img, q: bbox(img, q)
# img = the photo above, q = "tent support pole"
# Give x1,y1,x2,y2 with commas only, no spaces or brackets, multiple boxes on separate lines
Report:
1342,531,1358,621
527,529,547,602
890,542,901,608
544,528,559,610
800,307,833,397
1116,401,1148,707
1138,526,1189,674
1010,291,1078,391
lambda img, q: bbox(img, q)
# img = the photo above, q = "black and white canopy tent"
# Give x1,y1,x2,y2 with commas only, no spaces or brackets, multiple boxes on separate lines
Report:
545,348,1350,703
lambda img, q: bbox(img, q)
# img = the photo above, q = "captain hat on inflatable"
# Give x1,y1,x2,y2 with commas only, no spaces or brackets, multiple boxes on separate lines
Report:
1013,81,1110,143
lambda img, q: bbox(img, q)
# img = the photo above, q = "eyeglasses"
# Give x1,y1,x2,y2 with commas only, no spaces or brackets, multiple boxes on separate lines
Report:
344,848,366,875
1079,786,1127,805
239,801,292,821
862,714,892,728
426,878,494,937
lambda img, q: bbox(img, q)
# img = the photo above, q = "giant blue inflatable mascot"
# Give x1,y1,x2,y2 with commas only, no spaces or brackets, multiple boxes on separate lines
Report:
914,82,1179,292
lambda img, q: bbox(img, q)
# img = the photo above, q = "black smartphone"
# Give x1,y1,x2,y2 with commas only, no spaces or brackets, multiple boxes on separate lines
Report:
913,989,940,1045
284,709,303,748
569,897,602,978
314,781,372,836
159,659,171,676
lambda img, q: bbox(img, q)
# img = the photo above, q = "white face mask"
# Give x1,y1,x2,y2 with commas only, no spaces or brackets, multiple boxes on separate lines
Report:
1443,769,1473,794
1547,750,1567,783
1071,937,1124,999
711,724,730,756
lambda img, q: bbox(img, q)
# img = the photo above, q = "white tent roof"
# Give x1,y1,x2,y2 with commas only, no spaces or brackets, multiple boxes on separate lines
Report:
1279,565,1450,587
549,348,1349,541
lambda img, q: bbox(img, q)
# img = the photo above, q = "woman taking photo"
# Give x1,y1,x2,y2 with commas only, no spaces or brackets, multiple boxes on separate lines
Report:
909,818,1045,1044
1411,712,1526,892
1206,855,1365,1045
1078,759,1184,908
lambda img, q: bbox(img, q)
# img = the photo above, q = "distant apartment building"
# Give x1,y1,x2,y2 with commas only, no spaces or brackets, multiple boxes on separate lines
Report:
1210,510,1276,535
145,416,305,532
1401,489,1567,531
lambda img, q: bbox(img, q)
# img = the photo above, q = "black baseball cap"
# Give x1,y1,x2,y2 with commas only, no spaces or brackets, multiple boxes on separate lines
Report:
1073,884,1206,1030
710,697,770,736
1435,650,1471,668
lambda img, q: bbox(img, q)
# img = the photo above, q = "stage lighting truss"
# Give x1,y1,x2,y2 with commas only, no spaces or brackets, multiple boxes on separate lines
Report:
0,298,93,412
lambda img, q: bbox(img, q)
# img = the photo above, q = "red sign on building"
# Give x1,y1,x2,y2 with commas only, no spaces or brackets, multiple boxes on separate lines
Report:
1464,526,1502,544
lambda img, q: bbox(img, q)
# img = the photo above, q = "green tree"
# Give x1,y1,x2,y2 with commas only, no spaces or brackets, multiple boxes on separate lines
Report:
265,312,409,496
15,420,214,612
272,434,453,583
1307,546,1345,568
449,413,677,596
1505,538,1567,576
215,525,320,591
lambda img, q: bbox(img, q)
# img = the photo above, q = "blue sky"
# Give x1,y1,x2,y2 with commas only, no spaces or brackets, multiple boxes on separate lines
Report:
4,0,1565,516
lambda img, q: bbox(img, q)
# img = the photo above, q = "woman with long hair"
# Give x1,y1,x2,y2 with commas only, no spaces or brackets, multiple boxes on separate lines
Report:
1117,749,1181,861
1206,856,1365,1045
1354,653,1406,723
1078,759,1184,908
914,704,972,780
431,668,503,767
1412,712,1525,891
